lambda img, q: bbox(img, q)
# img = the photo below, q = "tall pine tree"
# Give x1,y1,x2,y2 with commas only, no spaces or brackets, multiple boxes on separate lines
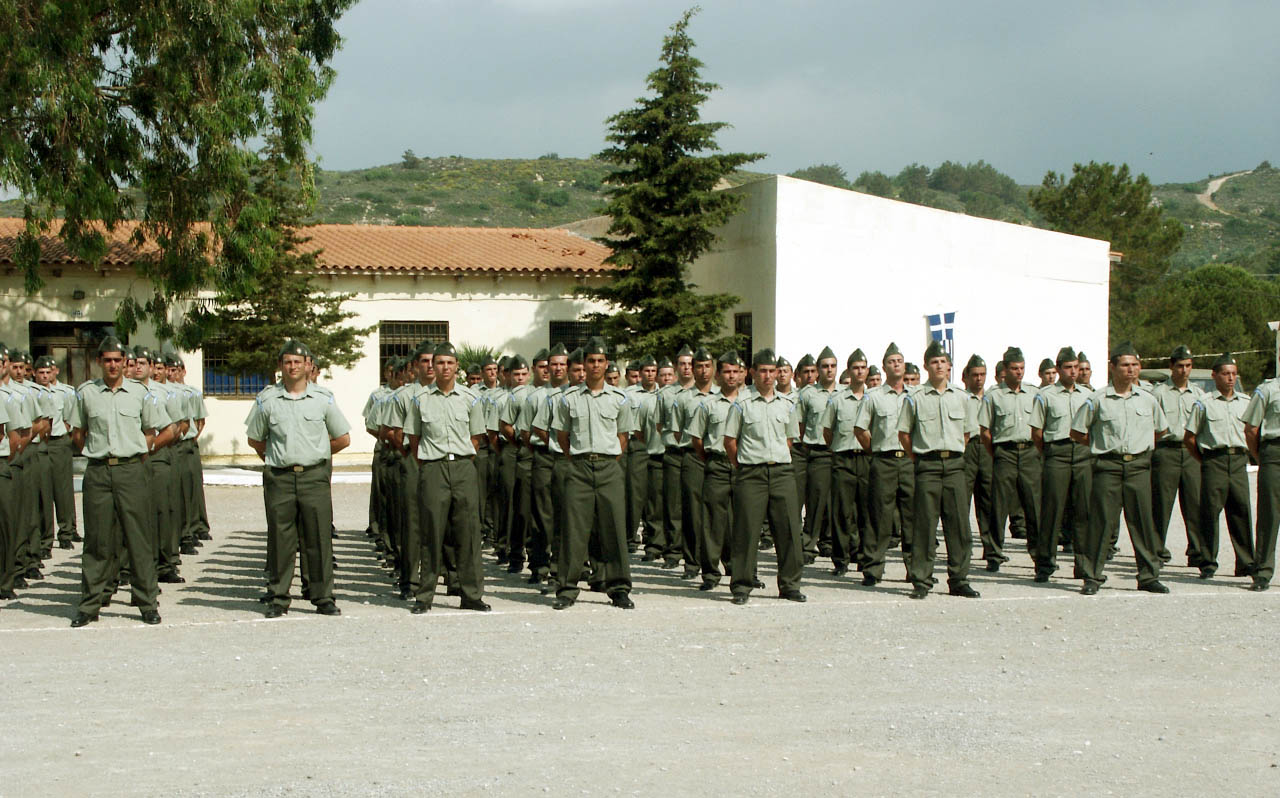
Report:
580,7,763,356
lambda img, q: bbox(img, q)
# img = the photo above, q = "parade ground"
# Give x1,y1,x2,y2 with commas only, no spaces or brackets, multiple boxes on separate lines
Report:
2,481,1277,797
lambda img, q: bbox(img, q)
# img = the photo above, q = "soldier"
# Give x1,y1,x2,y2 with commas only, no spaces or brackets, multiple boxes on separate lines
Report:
402,342,490,613
903,363,921,388
898,340,980,599
497,354,530,573
773,355,798,554
979,346,1041,572
674,347,716,580
550,337,635,610
246,340,350,617
0,344,33,599
381,349,430,599
657,347,694,570
631,355,664,560
795,354,816,390
507,349,546,573
527,343,570,589
798,346,840,562
624,361,641,387
137,349,187,583
621,357,648,553
1030,347,1092,583
8,349,49,581
46,357,80,546
70,337,176,626
960,355,994,562
169,357,209,549
724,349,805,605
465,364,482,387
853,343,913,586
1244,366,1280,591
605,361,621,387
821,348,871,577
362,361,394,551
866,365,882,390
33,355,67,557
1037,358,1058,388
1077,354,1094,390
1184,354,1255,581
688,350,744,590
476,356,502,553
1151,345,1205,567
1070,342,1170,595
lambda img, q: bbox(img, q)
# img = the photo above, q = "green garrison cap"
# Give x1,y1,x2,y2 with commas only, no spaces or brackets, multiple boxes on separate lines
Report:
693,346,713,363
12,349,31,364
481,355,497,368
964,353,986,372
796,353,815,369
98,336,127,356
904,362,920,375
752,348,777,368
433,341,458,359
131,346,150,363
34,355,55,369
625,360,640,372
164,353,182,368
465,364,481,376
605,361,619,374
0,343,8,360
1211,352,1237,370
1002,346,1024,364
532,347,550,364
638,354,657,368
497,356,511,370
1039,358,1054,373
568,347,585,365
509,354,529,370
411,339,434,359
1056,346,1077,365
279,339,310,359
1109,340,1138,361
717,350,738,366
817,346,837,363
846,348,867,367
583,336,608,356
995,361,1006,372
924,340,948,362
677,344,694,358
776,355,792,370
657,356,674,370
1170,344,1193,362
1076,351,1089,363
548,343,569,358
883,342,901,361
867,365,881,377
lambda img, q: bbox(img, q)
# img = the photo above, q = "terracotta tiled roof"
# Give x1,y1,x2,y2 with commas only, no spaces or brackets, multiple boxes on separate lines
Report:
0,218,614,275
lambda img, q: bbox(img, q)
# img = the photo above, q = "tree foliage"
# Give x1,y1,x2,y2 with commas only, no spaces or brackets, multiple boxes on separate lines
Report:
1029,162,1184,343
0,0,355,340
181,149,372,377
853,170,894,198
788,163,851,190
580,7,764,356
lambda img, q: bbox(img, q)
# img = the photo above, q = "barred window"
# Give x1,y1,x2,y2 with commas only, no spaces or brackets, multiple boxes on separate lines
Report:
734,313,753,359
548,320,598,351
379,320,449,371
202,345,271,397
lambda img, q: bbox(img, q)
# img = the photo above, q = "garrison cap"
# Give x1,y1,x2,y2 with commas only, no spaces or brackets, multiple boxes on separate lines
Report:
433,341,458,359
657,356,674,370
582,337,608,357
34,355,55,369
279,339,310,359
1211,352,1237,371
717,350,738,366
465,364,481,377
0,343,8,359
995,360,1006,373
508,354,529,370
817,346,837,363
752,348,777,368
548,343,569,358
923,340,948,362
568,347,585,365
677,344,694,358
532,347,550,365
497,356,511,370
412,340,434,359
17,349,32,364
883,342,901,361
1002,346,1024,364
692,346,713,363
776,355,792,370
847,348,867,367
867,365,881,377
605,361,620,374
1038,358,1055,373
132,346,152,363
1055,346,1077,365
796,354,815,369
964,353,986,372
164,353,182,368
904,362,920,375
625,360,640,372
638,354,657,368
1170,345,1193,363
1076,351,1089,363
1109,341,1139,361
481,355,497,368
98,336,128,356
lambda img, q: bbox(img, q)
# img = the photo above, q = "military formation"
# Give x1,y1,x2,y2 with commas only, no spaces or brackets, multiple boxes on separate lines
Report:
2,333,1276,627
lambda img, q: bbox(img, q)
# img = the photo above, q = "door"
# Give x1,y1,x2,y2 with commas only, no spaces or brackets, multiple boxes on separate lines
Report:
28,321,120,387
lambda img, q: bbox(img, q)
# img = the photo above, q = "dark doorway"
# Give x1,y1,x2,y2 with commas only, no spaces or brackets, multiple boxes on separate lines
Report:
29,321,121,387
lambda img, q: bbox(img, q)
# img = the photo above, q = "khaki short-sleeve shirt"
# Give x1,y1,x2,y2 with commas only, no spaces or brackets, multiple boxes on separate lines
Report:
897,382,969,453
244,383,350,468
723,391,798,464
404,383,485,460
73,379,171,459
552,383,633,456
1242,378,1280,440
1070,386,1168,456
1186,390,1249,450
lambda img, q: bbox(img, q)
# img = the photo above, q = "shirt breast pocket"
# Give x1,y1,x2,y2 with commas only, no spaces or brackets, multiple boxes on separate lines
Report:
598,401,619,429
87,405,112,436
916,401,939,422
947,402,967,421
117,404,140,430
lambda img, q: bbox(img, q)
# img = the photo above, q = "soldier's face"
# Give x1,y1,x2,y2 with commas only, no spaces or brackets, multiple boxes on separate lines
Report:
35,366,53,386
100,351,126,381
1004,361,1025,386
1039,367,1057,385
752,364,776,394
777,365,792,389
549,356,568,382
1057,360,1077,387
511,367,529,386
904,371,920,386
569,362,586,384
1213,364,1238,393
867,373,882,388
926,356,949,382
280,354,307,381
719,364,742,391
605,371,619,386
677,356,693,380
483,364,498,384
534,361,549,382
466,372,481,386
1078,362,1091,384
847,361,868,387
434,355,458,385
817,359,837,385
1170,359,1193,384
693,359,713,384
1111,355,1140,386
884,355,904,379
585,353,608,382
0,356,7,380
136,359,152,380
963,367,986,392
415,355,432,382
658,367,675,386
124,359,136,379
641,365,657,388
626,369,640,386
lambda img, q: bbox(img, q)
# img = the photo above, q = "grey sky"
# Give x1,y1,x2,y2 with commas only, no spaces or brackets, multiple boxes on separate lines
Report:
311,0,1280,184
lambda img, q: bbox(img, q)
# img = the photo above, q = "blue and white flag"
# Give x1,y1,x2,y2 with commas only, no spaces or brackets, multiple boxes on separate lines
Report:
926,312,956,360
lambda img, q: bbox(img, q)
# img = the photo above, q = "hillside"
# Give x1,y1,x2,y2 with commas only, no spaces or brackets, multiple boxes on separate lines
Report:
1151,163,1280,272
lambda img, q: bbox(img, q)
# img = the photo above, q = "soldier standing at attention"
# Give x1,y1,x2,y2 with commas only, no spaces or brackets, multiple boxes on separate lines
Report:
362,361,393,549
550,338,635,610
1030,347,1092,583
634,356,666,561
724,349,805,605
1243,366,1280,591
898,340,980,599
853,343,912,586
1070,342,1169,595
476,356,501,552
688,350,744,590
961,355,994,562
979,347,1041,572
498,354,531,573
528,344,570,590
903,363,921,389
621,358,647,553
798,346,840,562
381,347,432,599
1076,354,1094,390
9,350,50,580
0,344,33,599
33,356,67,557
773,355,799,554
137,349,186,583
674,347,716,579
1151,346,1205,568
246,340,350,618
1184,354,1255,581
821,348,871,577
403,342,490,613
866,366,882,390
46,357,80,547
657,348,694,570
170,357,210,548
1037,359,1058,388
70,337,176,627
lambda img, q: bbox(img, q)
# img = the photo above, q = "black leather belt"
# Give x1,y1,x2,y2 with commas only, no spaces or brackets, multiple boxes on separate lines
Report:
836,449,868,457
572,453,615,462
1157,440,1183,449
1099,451,1147,463
1203,446,1247,457
418,453,475,463
996,441,1032,450
805,443,829,452
665,446,686,455
88,455,144,467
705,451,729,461
271,462,325,473
875,451,907,459
916,450,962,460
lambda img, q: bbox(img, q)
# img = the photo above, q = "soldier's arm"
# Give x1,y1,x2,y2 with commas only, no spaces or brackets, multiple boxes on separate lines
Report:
246,437,267,461
150,424,176,452
1245,423,1261,462
16,427,35,457
330,432,351,455
501,421,516,444
556,430,571,458
724,436,738,468
853,427,871,452
980,426,994,457
898,430,913,459
1182,429,1202,463
1031,426,1043,451
533,425,549,445
407,434,420,456
617,432,628,456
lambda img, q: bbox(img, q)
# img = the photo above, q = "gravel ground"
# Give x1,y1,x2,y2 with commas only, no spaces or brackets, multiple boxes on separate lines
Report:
1,481,1277,797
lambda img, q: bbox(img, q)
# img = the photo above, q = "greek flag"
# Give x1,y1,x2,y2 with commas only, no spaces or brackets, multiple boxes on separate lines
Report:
926,312,955,359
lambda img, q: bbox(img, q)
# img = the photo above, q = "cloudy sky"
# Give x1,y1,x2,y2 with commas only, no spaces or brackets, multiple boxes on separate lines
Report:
311,0,1280,184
